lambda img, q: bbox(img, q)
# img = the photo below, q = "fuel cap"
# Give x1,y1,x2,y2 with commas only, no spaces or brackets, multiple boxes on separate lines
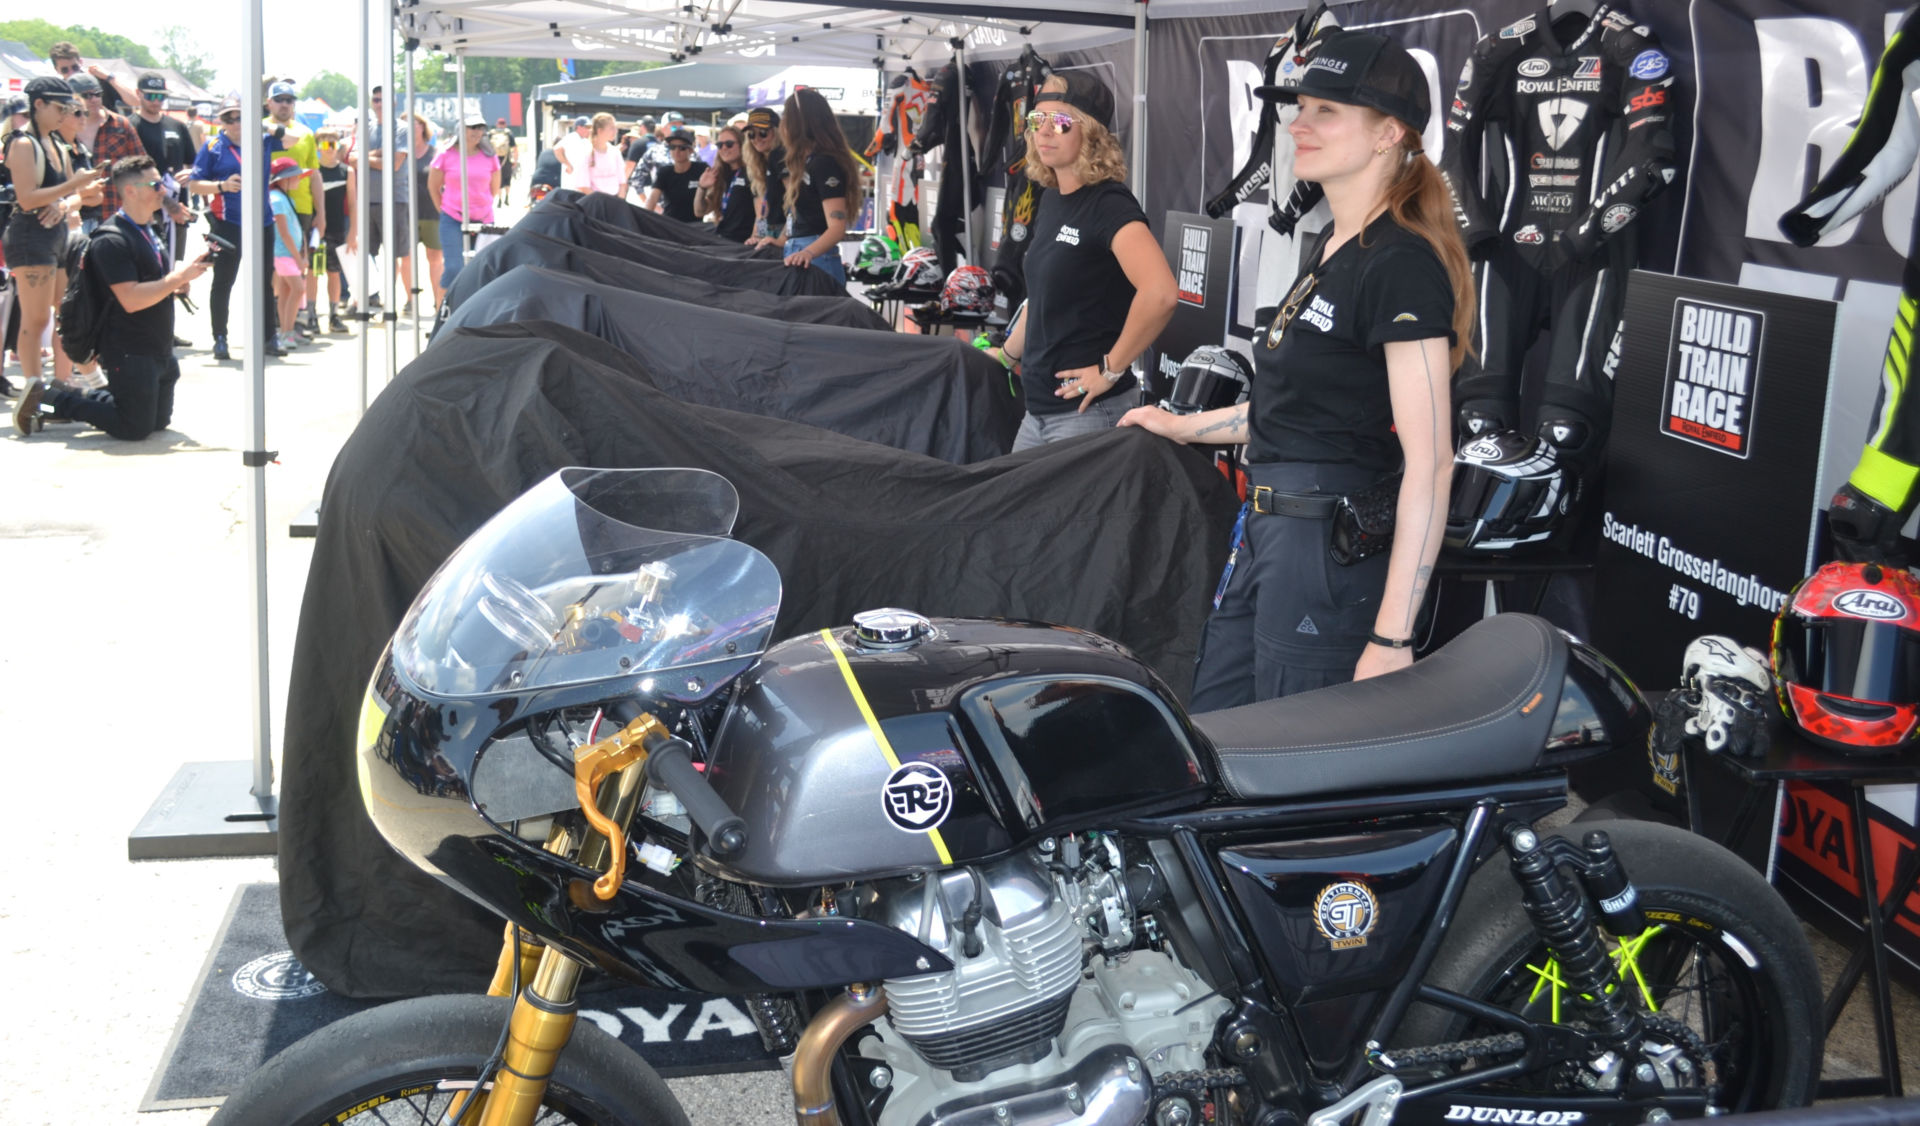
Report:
852,608,932,650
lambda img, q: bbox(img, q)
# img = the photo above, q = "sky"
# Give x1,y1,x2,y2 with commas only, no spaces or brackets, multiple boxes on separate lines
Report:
65,0,378,99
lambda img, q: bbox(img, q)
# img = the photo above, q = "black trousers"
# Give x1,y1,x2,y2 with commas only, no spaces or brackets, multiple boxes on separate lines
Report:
45,350,179,440
1190,461,1393,710
206,218,279,340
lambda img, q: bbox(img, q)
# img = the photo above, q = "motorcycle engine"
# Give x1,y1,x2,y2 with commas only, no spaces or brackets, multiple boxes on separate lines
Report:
842,834,1228,1126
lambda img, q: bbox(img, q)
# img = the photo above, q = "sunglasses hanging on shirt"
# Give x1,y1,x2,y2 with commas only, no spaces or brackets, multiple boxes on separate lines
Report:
1266,271,1320,350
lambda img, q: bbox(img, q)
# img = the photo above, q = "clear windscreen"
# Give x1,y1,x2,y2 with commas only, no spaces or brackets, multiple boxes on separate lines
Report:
393,468,782,698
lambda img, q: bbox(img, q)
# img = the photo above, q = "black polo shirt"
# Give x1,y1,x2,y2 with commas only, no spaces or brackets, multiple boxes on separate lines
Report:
788,152,849,240
653,159,707,222
92,213,171,358
1248,214,1455,472
716,166,755,241
1019,179,1148,416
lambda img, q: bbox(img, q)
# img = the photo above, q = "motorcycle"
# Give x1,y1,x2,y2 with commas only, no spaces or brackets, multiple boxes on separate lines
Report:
213,467,1824,1126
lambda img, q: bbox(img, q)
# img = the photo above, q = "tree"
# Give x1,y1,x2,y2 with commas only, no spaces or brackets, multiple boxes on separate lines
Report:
302,70,359,111
0,20,158,66
158,26,215,89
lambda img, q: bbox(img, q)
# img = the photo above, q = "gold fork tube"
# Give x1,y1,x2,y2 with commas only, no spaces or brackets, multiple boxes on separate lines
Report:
476,946,588,1126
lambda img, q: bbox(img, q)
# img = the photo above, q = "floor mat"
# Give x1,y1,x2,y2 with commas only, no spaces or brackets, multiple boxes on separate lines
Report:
143,882,779,1111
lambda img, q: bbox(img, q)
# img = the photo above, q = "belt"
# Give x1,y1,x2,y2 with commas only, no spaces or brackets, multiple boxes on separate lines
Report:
1250,486,1337,519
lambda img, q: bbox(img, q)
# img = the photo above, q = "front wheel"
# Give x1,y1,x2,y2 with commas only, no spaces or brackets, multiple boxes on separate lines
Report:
1399,818,1823,1113
208,994,690,1126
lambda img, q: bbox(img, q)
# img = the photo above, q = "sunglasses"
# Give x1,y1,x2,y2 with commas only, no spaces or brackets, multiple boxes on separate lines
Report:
219,113,241,123
668,144,691,152
55,62,80,75
716,139,738,148
133,178,162,190
142,92,166,102
82,92,103,100
319,141,338,150
1266,272,1319,350
746,128,771,139
1025,110,1075,134
271,97,295,104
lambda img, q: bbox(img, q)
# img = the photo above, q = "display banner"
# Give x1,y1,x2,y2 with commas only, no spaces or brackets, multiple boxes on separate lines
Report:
1592,271,1836,685
1776,780,1920,973
1149,211,1237,401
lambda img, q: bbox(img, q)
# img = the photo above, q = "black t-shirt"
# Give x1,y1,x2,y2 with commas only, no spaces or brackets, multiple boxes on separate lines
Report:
715,165,755,241
92,214,171,357
132,113,195,177
652,158,707,222
1019,179,1149,416
1247,214,1455,472
319,164,349,238
762,149,789,234
623,136,653,166
788,151,849,240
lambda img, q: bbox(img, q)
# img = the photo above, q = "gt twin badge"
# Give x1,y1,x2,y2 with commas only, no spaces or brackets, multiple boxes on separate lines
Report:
1314,880,1379,950
882,762,953,832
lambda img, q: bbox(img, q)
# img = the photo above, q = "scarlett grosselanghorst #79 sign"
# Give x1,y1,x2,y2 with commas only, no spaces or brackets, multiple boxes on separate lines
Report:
1592,271,1835,686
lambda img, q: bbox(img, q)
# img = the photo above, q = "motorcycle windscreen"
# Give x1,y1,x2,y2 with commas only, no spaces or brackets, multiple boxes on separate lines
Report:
394,467,782,698
1776,615,1920,706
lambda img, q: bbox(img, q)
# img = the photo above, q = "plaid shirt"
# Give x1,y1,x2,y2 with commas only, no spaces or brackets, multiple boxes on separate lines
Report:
89,111,146,215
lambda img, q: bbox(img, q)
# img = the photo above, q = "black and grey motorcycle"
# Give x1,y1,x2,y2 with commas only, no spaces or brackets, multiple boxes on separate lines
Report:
213,467,1822,1126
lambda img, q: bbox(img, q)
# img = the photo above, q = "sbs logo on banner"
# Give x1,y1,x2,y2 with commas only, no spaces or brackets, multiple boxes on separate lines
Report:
1660,298,1764,459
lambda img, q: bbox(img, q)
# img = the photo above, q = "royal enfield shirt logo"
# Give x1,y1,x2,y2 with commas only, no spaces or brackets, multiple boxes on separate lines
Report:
1518,76,1601,95
1444,1108,1586,1125
1313,881,1378,949
1834,588,1908,620
882,762,952,832
1177,224,1210,307
1662,299,1763,458
233,951,328,1001
1299,294,1336,332
1056,225,1081,246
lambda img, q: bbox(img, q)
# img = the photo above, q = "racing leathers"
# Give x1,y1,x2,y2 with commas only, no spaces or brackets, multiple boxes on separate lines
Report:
984,48,1049,318
1781,4,1920,562
1204,3,1341,314
1440,4,1678,470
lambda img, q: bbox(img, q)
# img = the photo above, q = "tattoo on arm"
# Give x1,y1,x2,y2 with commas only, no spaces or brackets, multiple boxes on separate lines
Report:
1193,404,1247,440
826,208,847,222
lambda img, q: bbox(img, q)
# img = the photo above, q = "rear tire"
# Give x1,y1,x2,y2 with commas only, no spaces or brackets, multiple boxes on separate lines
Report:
1399,818,1822,1112
207,994,690,1126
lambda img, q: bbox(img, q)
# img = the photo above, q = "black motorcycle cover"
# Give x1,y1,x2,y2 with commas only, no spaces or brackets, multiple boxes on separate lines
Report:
512,205,848,299
279,321,1236,997
554,188,778,255
440,231,887,333
439,269,1018,464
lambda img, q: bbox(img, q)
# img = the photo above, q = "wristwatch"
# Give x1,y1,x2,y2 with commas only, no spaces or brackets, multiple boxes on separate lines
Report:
1100,355,1129,383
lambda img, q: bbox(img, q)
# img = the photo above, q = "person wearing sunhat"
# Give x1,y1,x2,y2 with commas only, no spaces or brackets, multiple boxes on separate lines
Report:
998,69,1176,449
1122,29,1474,705
427,113,501,290
5,76,105,390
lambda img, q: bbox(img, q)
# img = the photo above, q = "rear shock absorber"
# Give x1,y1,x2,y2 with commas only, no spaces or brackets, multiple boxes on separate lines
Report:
1504,825,1643,1046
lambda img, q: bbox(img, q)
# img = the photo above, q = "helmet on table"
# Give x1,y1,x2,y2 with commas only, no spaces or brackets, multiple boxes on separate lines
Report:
939,265,994,317
851,233,899,281
1443,430,1575,554
1164,345,1251,414
1772,562,1920,755
872,247,944,299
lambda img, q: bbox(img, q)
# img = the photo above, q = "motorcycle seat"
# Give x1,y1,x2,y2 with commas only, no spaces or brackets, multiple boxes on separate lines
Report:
1192,614,1567,800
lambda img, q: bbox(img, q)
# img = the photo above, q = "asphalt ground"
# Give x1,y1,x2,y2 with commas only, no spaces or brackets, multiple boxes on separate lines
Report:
0,225,1914,1125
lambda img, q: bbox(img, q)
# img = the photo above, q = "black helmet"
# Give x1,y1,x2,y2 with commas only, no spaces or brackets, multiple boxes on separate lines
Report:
868,247,943,300
1163,345,1251,414
1444,430,1575,554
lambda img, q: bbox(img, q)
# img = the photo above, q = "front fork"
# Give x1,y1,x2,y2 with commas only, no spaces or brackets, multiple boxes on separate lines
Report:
449,712,671,1126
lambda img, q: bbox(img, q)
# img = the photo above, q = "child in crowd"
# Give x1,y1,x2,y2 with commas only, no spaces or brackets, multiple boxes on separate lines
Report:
269,158,305,350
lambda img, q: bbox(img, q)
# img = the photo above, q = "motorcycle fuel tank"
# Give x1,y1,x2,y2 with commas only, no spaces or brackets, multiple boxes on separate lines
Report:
703,616,1214,886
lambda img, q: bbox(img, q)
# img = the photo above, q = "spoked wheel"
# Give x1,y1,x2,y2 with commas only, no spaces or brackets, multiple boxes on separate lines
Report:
208,995,689,1126
1399,818,1823,1113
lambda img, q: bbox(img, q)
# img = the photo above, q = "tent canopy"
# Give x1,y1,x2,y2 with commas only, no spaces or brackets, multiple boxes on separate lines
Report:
535,60,785,111
747,65,882,114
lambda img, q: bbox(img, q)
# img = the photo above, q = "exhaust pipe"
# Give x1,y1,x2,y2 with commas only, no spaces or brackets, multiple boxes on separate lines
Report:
792,983,888,1126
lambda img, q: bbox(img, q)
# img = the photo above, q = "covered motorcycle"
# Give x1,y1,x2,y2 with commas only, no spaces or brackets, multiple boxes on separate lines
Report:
216,469,1823,1126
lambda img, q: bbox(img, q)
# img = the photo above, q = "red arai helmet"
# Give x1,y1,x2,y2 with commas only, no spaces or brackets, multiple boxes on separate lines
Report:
1771,561,1920,754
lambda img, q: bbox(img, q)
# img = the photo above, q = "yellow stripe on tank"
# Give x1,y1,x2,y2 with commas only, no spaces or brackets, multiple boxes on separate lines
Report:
819,628,954,865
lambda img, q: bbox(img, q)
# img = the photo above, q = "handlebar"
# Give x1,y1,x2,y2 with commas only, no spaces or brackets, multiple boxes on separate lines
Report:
645,737,747,859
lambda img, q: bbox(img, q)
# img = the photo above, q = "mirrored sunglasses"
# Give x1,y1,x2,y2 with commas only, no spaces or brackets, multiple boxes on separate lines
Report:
219,113,241,123
716,139,739,148
141,92,167,101
745,128,771,139
1025,110,1075,134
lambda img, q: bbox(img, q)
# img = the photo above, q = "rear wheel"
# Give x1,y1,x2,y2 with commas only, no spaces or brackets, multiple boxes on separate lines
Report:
1399,818,1822,1113
207,994,689,1126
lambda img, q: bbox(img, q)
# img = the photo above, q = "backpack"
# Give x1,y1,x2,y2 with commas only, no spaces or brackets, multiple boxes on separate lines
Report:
58,224,128,367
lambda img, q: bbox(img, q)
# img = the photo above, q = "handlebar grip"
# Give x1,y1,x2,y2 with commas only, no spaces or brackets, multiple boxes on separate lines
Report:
645,738,747,859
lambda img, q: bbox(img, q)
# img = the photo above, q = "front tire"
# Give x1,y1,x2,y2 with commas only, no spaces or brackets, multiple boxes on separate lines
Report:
1400,818,1822,1112
208,994,690,1126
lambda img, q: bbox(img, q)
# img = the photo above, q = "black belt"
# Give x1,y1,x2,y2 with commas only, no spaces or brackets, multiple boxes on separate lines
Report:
1250,486,1337,519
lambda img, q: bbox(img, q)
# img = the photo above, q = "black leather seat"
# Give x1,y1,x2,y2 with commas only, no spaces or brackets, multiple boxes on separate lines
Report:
1193,614,1568,800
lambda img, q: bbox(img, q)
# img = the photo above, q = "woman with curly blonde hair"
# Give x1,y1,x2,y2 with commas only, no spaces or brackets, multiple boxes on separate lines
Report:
999,70,1175,449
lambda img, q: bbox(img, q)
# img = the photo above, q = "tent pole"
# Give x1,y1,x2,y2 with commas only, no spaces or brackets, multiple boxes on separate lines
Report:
408,44,421,356
243,0,271,800
357,0,371,411
382,11,396,388
955,41,974,264
457,50,468,307
1131,0,1148,207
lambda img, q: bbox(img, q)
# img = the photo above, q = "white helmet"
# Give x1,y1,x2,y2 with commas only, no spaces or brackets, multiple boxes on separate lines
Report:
1678,635,1771,755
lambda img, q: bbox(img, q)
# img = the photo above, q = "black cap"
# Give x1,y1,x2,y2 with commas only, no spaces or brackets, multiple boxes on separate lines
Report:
1256,30,1430,134
1032,70,1115,131
24,76,75,105
137,73,167,93
746,107,779,130
666,128,695,147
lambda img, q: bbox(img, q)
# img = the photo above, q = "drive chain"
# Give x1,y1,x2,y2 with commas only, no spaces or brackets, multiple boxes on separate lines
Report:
1373,1032,1528,1070
1152,1066,1251,1096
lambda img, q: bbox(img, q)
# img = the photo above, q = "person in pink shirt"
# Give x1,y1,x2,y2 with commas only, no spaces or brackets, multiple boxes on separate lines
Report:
426,114,501,291
584,112,626,196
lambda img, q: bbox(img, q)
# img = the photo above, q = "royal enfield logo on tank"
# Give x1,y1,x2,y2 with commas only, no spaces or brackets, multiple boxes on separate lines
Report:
1661,298,1764,458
